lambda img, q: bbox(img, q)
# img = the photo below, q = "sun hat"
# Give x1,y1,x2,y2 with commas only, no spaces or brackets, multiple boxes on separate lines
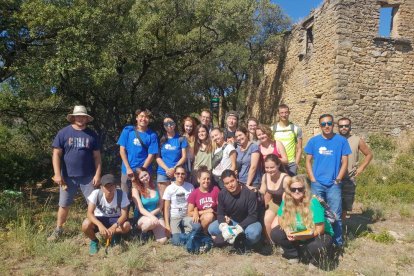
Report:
101,174,118,186
66,105,94,123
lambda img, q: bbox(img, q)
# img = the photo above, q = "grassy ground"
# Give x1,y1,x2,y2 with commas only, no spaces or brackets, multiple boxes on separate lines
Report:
1,133,414,275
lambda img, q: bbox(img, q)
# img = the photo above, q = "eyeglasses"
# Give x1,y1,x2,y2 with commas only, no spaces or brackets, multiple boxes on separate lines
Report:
175,172,185,176
320,121,333,127
338,124,350,128
164,122,176,127
290,187,305,193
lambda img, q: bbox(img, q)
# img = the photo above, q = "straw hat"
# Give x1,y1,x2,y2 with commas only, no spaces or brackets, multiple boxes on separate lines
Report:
66,105,94,123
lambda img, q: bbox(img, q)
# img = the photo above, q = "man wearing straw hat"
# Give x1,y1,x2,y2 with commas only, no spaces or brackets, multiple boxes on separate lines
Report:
48,105,102,241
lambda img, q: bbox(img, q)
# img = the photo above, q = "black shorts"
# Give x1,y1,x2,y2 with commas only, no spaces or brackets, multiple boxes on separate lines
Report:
342,178,356,212
94,216,119,232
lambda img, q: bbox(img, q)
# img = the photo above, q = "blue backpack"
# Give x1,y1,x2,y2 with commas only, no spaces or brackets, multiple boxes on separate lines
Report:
186,230,213,254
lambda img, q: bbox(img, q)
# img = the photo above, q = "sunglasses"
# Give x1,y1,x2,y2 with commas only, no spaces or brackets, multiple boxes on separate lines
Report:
320,121,333,127
175,172,185,176
164,122,176,127
338,124,350,128
290,187,305,193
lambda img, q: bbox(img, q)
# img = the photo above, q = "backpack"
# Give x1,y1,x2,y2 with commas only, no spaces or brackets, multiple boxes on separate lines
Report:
312,195,337,224
96,189,123,213
272,123,297,143
211,144,229,169
186,230,213,254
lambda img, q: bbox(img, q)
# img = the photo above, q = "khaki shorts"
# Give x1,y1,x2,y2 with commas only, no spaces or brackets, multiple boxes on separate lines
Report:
267,198,280,214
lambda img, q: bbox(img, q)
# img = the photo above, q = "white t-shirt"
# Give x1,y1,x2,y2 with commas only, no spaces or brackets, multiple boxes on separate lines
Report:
212,143,236,176
88,189,130,217
162,182,194,218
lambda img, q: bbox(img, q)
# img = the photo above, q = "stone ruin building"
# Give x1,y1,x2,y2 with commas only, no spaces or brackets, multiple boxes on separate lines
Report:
246,0,414,138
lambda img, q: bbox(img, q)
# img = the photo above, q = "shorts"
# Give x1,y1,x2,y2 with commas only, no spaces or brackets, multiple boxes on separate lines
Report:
157,173,172,183
59,176,95,207
267,198,280,214
342,177,356,212
94,216,119,231
286,162,298,176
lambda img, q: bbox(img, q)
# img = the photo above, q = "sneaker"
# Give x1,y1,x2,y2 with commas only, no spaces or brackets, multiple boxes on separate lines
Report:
288,258,299,264
89,239,100,255
47,227,63,242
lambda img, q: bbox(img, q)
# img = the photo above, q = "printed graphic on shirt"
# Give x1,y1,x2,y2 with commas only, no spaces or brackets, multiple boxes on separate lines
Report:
97,204,119,216
68,137,91,149
133,138,141,146
176,192,186,205
165,144,177,150
199,197,215,209
318,147,333,156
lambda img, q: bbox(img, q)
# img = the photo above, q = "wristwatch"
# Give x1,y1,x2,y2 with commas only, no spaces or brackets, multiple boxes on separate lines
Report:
116,221,120,228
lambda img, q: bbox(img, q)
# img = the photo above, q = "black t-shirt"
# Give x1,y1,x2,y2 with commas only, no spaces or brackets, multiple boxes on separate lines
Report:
217,186,258,229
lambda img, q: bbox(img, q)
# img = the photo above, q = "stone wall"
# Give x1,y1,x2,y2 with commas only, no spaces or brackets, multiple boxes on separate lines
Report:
246,0,414,139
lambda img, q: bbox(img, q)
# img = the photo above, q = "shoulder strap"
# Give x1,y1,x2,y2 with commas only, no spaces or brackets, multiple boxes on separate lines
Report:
134,129,149,151
116,189,123,210
96,189,103,207
290,123,297,143
272,124,277,134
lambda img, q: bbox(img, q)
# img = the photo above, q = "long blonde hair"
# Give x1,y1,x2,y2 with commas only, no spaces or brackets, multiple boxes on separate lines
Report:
279,175,314,232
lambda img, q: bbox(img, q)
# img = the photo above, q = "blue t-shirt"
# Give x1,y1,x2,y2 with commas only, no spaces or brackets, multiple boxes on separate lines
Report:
52,125,100,178
236,143,262,186
156,134,188,176
117,126,159,174
304,133,351,186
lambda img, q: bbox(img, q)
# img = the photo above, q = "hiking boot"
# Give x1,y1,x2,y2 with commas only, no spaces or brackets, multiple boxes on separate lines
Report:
89,239,100,256
47,227,63,242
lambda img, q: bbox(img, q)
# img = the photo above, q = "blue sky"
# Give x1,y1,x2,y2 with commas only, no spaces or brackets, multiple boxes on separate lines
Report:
273,0,391,36
272,0,323,23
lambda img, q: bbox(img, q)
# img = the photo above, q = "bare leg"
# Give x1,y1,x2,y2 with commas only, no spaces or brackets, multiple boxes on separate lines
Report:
57,206,69,227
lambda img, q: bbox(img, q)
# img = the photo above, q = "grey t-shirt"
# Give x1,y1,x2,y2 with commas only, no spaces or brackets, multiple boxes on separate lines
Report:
236,143,262,186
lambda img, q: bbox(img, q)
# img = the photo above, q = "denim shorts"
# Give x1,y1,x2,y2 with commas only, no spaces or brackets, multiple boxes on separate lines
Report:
59,176,95,207
157,173,172,183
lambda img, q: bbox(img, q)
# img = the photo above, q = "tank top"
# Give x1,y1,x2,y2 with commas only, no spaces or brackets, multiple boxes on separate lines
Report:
265,174,287,205
347,135,360,177
140,189,159,212
260,141,281,160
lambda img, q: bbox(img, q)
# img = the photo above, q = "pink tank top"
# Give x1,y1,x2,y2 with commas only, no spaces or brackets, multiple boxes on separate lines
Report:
260,142,281,160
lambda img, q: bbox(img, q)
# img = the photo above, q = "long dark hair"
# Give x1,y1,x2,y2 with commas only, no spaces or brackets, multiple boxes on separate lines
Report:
194,124,213,154
133,167,156,197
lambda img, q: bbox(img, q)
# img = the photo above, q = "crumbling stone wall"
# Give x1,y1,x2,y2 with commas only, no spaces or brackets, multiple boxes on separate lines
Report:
246,0,414,138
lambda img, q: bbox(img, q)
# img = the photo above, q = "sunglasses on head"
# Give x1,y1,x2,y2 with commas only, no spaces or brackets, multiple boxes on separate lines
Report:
290,187,305,193
320,121,333,127
338,124,350,128
164,121,175,127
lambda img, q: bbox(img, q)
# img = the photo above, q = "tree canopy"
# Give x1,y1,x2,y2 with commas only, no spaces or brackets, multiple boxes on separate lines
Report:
0,0,290,188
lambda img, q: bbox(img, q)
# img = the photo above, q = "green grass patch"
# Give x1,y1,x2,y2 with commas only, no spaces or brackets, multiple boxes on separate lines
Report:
364,230,395,244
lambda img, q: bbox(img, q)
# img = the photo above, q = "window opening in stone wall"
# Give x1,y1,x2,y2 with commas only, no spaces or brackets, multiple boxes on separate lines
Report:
378,5,399,38
306,26,314,53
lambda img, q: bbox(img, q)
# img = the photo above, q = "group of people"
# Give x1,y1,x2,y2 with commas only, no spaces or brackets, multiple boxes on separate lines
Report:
48,104,373,267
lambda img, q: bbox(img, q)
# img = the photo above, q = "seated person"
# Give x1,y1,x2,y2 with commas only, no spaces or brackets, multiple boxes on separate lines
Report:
187,166,219,233
208,170,262,248
259,154,290,243
131,168,167,244
270,175,333,266
82,174,131,255
163,166,195,245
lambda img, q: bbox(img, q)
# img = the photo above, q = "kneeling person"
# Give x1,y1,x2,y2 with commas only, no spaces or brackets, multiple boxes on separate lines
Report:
82,174,131,255
208,170,262,248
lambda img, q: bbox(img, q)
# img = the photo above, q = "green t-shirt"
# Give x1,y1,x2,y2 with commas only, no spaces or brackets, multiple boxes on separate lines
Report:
277,197,334,237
